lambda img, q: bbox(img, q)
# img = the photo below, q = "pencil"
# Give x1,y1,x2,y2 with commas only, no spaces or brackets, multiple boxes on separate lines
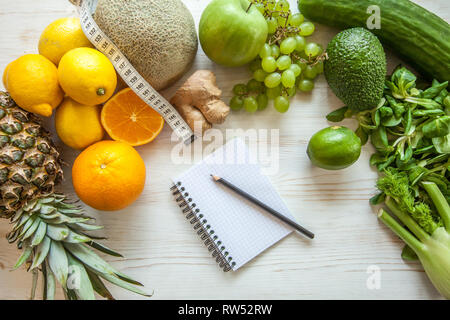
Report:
211,175,314,239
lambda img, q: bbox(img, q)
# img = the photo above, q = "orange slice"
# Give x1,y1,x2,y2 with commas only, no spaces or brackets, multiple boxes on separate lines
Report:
101,88,164,146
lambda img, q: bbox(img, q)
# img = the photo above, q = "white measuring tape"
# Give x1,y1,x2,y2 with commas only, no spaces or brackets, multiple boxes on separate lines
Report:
72,0,195,145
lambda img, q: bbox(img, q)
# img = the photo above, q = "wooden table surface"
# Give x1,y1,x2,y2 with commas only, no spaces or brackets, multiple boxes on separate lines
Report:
0,0,448,300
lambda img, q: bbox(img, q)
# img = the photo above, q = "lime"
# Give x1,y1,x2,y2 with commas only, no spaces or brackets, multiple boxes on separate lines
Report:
307,126,361,170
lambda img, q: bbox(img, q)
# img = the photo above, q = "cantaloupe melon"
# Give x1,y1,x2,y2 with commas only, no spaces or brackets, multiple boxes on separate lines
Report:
93,0,198,91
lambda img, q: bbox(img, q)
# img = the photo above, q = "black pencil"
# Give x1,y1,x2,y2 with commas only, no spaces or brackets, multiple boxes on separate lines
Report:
211,175,314,239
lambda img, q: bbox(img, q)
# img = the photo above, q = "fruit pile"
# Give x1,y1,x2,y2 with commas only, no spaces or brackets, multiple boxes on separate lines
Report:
2,17,164,212
230,0,324,113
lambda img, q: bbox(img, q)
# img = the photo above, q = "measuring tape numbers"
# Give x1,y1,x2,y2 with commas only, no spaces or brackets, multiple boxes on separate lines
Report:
74,0,195,145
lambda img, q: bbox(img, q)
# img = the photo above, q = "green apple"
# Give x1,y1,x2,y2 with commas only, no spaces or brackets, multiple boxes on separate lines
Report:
199,0,268,67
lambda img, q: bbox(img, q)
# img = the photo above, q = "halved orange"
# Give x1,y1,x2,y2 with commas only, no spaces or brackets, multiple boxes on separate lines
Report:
101,88,164,146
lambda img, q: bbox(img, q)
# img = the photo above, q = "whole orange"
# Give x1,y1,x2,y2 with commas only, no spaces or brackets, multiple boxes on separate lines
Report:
72,140,146,211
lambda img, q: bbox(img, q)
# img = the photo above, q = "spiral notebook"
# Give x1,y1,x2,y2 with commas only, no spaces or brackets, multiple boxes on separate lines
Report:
171,138,295,272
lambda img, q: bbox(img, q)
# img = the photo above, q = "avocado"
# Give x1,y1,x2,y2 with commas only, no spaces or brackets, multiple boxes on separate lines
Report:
324,27,386,111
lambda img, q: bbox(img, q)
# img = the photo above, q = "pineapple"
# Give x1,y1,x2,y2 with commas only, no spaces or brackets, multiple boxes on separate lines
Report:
0,91,149,299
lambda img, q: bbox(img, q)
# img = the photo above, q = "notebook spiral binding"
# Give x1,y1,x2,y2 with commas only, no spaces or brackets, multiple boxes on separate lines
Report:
171,182,235,272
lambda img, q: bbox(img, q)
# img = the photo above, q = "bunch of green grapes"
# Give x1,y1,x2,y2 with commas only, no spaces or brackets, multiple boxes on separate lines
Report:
230,0,325,114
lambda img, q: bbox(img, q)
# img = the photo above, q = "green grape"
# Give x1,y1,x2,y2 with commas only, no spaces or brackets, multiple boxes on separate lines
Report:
259,43,272,59
274,96,290,113
253,69,268,82
247,79,264,93
294,35,306,52
281,70,296,88
249,58,261,72
257,93,269,110
304,65,317,79
271,44,281,59
290,13,304,27
298,50,309,60
289,63,302,77
314,61,324,74
277,15,288,27
280,37,296,54
286,86,297,98
230,96,244,111
298,60,308,71
266,85,282,99
317,44,324,56
267,0,276,11
264,72,282,88
232,83,248,96
304,42,321,58
276,55,291,70
262,56,277,73
299,21,315,36
298,79,315,92
275,0,290,12
255,3,265,14
243,96,258,113
267,17,277,34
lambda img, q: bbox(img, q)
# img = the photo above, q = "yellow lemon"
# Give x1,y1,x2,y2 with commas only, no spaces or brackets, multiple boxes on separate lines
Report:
58,48,117,105
39,17,93,65
55,97,105,150
2,61,12,88
3,54,64,117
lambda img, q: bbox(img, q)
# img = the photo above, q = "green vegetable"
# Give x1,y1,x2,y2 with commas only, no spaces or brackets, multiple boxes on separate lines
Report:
324,27,386,111
298,0,450,82
327,66,450,298
378,179,450,299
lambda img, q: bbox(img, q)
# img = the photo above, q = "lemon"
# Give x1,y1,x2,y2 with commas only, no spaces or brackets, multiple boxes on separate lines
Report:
3,54,64,117
58,48,117,105
38,17,94,65
55,97,105,150
2,61,12,88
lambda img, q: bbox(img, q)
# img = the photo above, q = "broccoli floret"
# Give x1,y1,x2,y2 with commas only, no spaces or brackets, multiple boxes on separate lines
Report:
377,168,441,234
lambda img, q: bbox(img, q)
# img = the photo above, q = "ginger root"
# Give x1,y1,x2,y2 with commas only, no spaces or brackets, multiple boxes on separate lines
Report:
170,70,230,134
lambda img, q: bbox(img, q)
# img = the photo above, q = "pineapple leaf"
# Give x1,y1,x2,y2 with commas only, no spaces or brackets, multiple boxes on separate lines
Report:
40,205,57,215
58,208,85,215
13,214,31,232
92,269,152,297
30,269,39,300
39,197,55,204
48,241,68,287
13,245,32,270
63,242,117,276
43,215,91,225
30,236,51,270
46,224,69,241
11,209,24,223
22,217,41,241
86,268,114,300
87,241,123,257
40,212,61,220
23,200,38,212
43,261,56,300
70,222,103,232
17,215,38,239
63,230,92,244
67,254,95,300
31,220,47,246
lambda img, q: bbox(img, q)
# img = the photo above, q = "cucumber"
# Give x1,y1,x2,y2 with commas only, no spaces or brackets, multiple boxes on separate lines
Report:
298,0,450,82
